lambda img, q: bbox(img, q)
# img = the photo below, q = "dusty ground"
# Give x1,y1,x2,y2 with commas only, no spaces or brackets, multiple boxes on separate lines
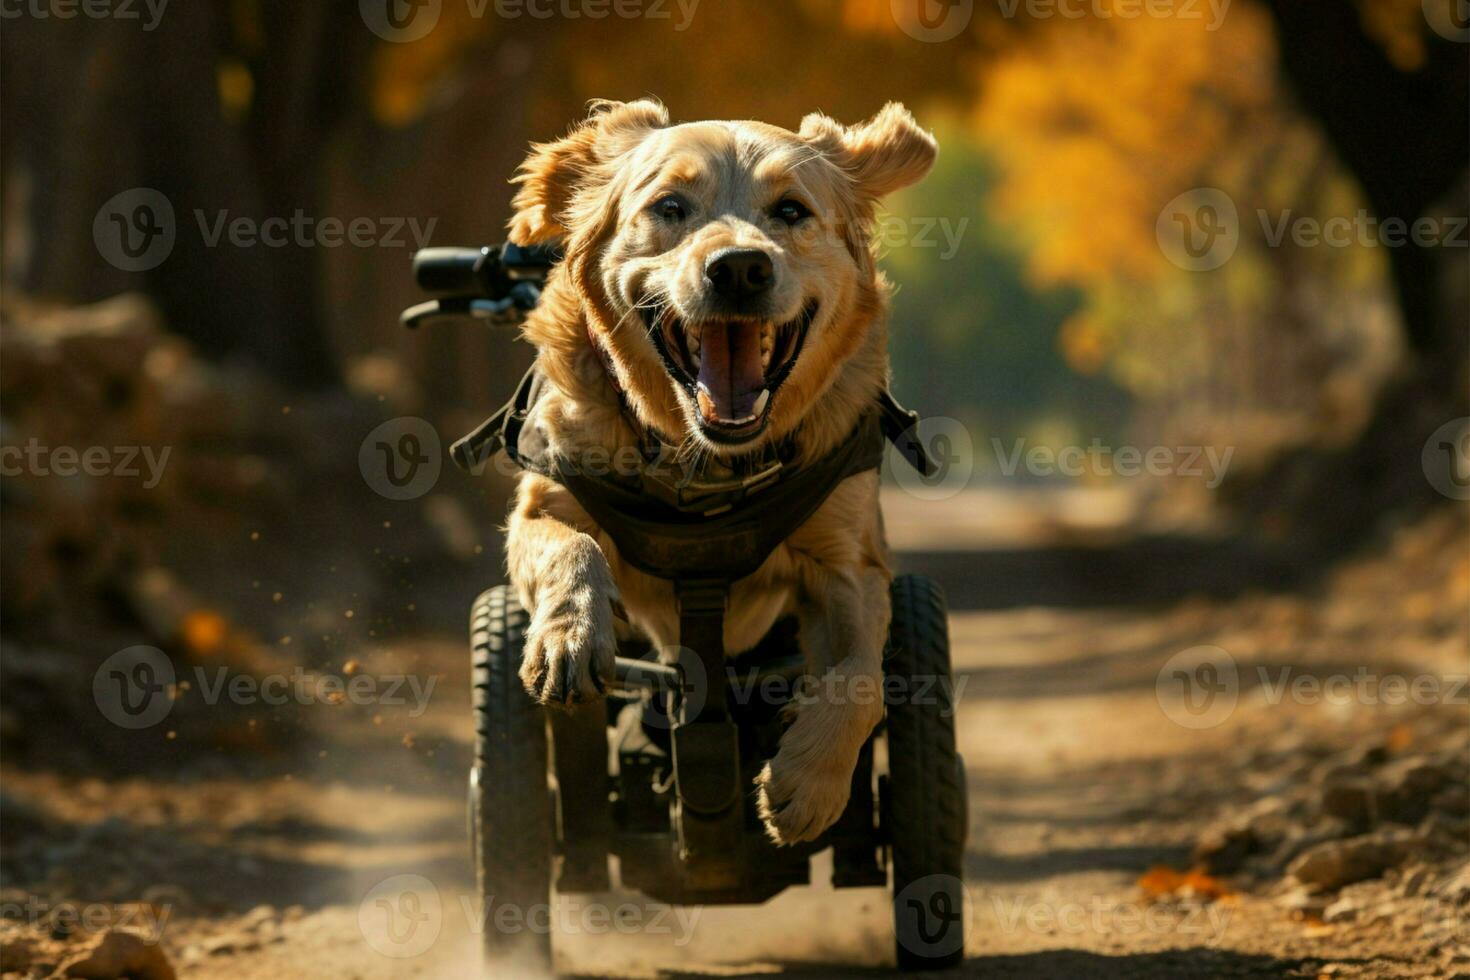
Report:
3,486,1465,980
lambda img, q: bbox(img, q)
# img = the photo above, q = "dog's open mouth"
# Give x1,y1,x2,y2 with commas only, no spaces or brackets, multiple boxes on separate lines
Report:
643,301,816,442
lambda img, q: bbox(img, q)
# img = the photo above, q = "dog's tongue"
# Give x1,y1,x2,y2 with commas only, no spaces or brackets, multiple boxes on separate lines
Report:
696,322,764,423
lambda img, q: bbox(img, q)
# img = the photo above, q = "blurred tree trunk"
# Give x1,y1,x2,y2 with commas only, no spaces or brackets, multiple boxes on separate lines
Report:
1,2,369,387
1263,0,1469,373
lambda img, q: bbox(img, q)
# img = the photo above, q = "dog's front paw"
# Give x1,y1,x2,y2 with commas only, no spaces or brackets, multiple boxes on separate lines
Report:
755,750,853,845
520,584,616,706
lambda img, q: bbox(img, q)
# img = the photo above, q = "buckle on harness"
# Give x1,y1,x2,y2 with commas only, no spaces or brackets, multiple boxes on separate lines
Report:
641,455,784,515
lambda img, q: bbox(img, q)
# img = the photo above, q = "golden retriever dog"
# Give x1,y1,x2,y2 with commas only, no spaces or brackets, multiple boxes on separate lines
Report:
503,99,936,844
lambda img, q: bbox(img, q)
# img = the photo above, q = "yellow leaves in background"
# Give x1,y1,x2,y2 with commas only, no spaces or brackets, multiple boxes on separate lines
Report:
217,60,254,124
974,2,1277,291
1361,0,1430,71
1058,311,1112,375
369,7,488,127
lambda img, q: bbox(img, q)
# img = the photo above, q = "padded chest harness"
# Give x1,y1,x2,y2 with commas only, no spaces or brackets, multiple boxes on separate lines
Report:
451,359,935,717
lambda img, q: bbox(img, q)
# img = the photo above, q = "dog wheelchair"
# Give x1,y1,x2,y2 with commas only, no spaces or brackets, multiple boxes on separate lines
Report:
403,244,968,972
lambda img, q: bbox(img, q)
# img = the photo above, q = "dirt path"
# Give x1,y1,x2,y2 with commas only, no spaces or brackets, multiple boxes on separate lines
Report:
3,494,1465,979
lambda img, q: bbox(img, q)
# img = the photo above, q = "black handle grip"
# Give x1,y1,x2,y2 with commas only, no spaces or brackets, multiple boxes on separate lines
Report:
413,247,491,294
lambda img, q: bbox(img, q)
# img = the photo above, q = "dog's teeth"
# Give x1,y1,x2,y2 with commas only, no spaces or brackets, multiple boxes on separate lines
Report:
696,384,716,422
753,388,770,416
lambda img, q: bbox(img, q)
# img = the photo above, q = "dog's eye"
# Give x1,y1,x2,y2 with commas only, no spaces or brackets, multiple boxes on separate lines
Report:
773,199,812,226
655,196,686,222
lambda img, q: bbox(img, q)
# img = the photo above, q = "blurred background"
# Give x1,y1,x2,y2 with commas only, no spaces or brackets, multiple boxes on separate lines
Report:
1,2,1467,978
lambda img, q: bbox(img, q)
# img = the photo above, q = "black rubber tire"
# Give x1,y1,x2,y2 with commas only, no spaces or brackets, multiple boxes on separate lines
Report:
884,574,967,971
469,586,553,970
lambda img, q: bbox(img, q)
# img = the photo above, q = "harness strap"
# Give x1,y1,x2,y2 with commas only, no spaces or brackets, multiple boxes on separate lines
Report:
554,411,885,582
449,365,542,473
674,579,730,724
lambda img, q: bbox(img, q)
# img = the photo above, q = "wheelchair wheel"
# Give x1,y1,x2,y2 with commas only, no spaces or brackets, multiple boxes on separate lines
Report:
884,574,968,970
469,586,553,970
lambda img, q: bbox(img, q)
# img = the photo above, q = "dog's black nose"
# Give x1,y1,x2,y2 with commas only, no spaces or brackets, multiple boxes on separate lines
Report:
705,248,774,302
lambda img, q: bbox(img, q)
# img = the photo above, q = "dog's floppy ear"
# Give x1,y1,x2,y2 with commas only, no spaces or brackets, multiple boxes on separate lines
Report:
508,99,670,245
800,102,937,201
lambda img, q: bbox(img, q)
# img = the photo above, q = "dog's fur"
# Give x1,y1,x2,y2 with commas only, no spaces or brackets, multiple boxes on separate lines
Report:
503,99,936,844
